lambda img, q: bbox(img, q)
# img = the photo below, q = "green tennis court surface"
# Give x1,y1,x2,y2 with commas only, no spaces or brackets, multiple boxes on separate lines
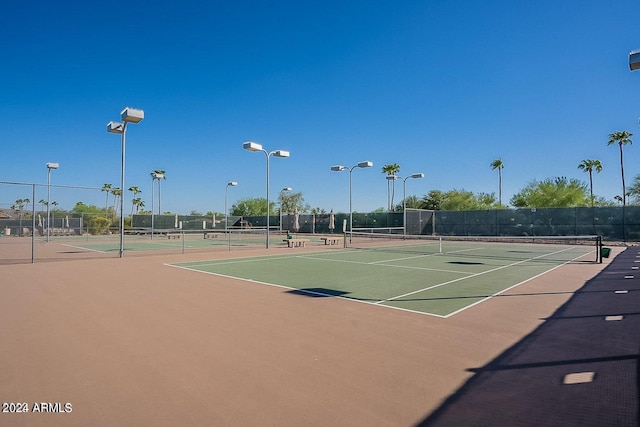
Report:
169,238,597,317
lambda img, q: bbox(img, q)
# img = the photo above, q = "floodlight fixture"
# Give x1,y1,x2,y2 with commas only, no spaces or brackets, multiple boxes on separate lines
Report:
243,141,263,151
273,150,290,158
357,161,373,168
282,187,292,191
331,165,347,171
411,173,425,179
630,49,640,71
107,121,124,134
121,107,144,123
46,162,59,170
227,181,238,187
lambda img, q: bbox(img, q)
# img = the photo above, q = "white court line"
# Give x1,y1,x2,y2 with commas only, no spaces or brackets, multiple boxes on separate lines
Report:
167,246,594,318
298,255,474,275
61,243,107,253
377,246,584,305
367,246,483,265
164,262,448,318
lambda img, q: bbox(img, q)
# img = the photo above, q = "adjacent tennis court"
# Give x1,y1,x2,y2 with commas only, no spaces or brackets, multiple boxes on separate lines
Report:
169,234,599,317
51,229,277,253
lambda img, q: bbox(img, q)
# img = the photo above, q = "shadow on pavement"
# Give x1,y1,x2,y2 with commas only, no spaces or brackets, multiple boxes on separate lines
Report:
417,247,640,427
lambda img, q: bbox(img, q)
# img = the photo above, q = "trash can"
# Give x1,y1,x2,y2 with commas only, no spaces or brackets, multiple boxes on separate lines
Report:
4,227,10,236
600,247,611,258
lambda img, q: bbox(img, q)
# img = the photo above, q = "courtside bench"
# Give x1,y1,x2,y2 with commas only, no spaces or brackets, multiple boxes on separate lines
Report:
203,232,219,239
283,238,309,248
166,232,181,239
320,236,343,246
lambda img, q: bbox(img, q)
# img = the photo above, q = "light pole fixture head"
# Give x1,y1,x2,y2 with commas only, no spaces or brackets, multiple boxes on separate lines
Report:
273,150,290,158
630,49,640,71
331,165,347,171
282,187,292,191
243,141,263,151
46,162,59,170
411,173,425,179
121,107,144,123
107,121,124,134
386,175,397,181
357,161,373,168
227,181,238,187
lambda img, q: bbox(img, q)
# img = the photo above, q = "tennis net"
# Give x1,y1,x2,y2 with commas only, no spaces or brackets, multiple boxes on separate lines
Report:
348,232,603,263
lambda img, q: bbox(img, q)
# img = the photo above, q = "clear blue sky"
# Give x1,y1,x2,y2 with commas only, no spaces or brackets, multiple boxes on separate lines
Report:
2,0,640,215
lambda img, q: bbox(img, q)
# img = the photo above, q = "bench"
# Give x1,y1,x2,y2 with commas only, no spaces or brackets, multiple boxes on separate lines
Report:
283,238,309,248
167,233,181,239
321,236,343,246
204,232,219,239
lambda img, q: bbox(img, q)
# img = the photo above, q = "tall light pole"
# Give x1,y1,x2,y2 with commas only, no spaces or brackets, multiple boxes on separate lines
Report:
151,172,165,215
243,141,290,248
400,173,424,236
331,161,373,242
279,187,292,231
107,107,144,258
225,181,238,233
45,162,59,242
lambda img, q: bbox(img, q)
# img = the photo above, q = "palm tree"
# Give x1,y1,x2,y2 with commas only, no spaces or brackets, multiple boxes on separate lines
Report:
151,170,166,215
607,131,633,206
14,199,24,236
101,183,112,217
577,159,603,206
490,158,504,206
38,199,48,213
132,198,145,214
128,186,141,219
111,188,122,220
382,163,400,211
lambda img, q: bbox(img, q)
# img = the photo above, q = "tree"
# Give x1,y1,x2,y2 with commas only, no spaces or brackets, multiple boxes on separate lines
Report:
626,174,640,204
128,186,142,218
278,191,310,214
440,190,496,211
72,202,110,235
151,170,166,215
577,159,603,206
607,131,633,206
132,198,144,214
230,198,276,216
490,158,504,206
382,163,401,211
421,190,446,210
510,177,589,208
38,199,48,213
310,207,327,215
101,183,112,217
11,198,31,236
395,195,422,211
419,190,497,211
111,188,122,221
